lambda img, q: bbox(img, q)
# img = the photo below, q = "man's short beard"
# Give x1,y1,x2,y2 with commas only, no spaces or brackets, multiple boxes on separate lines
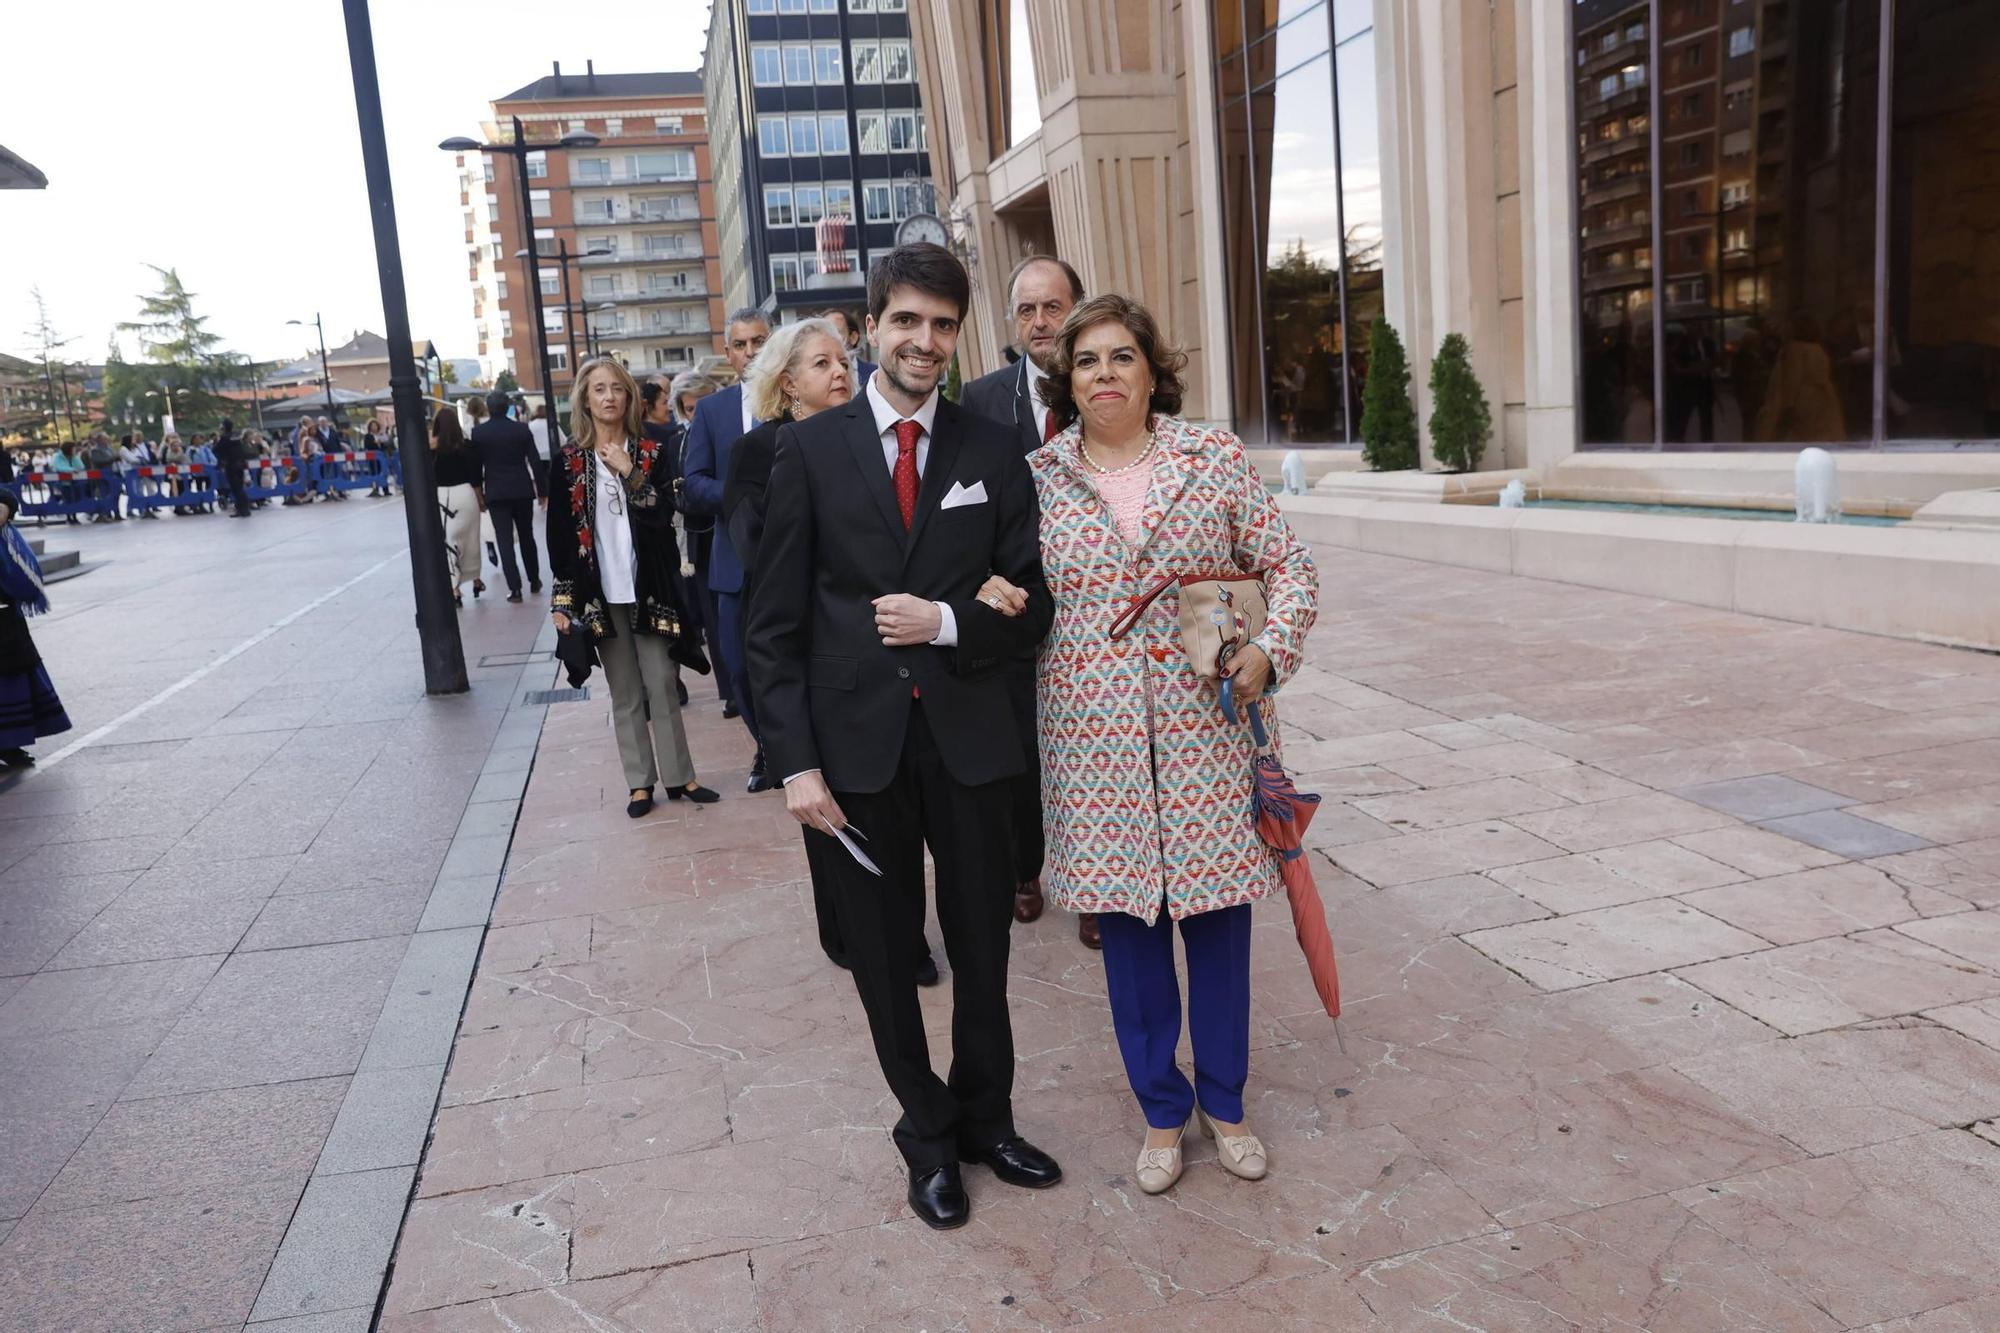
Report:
881,354,940,401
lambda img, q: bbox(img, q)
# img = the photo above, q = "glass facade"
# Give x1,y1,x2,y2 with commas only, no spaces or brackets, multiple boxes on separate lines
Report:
1574,0,1999,450
1213,1,1379,445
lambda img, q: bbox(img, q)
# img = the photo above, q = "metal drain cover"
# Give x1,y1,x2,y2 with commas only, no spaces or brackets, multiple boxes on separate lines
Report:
524,687,590,705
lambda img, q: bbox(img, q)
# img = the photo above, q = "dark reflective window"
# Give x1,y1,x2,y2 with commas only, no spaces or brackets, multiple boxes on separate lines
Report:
1666,0,1880,446
1213,1,1377,445
1572,0,2000,450
1888,0,2000,442
1575,0,1659,446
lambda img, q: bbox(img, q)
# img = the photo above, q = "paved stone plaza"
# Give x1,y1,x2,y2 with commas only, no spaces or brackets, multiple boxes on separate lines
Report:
7,502,2000,1330
0,503,557,1331
379,536,2000,1331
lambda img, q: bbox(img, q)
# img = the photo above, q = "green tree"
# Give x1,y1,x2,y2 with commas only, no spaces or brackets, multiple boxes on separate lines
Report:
1359,317,1418,471
21,287,81,443
116,266,246,431
1427,332,1492,473
440,359,460,386
494,368,520,393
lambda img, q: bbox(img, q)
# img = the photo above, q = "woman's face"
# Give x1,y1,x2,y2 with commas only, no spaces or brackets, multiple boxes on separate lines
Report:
783,333,854,419
1069,320,1152,439
586,368,628,430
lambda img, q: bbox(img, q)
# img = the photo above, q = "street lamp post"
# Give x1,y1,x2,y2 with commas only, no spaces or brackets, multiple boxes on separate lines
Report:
442,118,598,437
287,312,338,422
342,0,467,695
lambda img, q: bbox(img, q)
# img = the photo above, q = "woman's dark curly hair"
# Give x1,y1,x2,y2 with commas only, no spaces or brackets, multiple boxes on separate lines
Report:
1037,293,1188,431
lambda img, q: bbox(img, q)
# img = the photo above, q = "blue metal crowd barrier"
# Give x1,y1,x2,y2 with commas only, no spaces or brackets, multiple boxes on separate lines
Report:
125,464,217,514
313,451,391,495
243,457,306,503
15,470,120,522
12,454,395,522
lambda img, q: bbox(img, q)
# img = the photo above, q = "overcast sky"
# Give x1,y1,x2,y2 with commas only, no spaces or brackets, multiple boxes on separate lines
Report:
1,0,712,369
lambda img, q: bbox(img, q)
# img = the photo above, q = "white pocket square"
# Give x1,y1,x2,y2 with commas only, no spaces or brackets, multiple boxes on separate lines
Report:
940,479,989,509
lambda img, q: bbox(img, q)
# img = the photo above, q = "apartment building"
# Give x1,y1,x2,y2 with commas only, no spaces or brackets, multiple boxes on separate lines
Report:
456,64,725,399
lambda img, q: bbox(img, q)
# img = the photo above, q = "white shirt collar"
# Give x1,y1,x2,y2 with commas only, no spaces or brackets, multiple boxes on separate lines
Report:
866,369,939,440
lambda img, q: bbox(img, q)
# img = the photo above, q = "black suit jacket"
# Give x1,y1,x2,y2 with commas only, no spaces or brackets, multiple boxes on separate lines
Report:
745,397,1053,794
722,418,782,594
960,359,1047,455
471,417,545,501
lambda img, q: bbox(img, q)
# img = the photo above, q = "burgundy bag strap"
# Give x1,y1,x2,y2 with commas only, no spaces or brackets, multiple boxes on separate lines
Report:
1108,572,1181,640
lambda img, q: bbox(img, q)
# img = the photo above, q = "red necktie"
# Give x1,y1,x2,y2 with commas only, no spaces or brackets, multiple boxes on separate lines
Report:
1042,408,1059,444
893,418,921,529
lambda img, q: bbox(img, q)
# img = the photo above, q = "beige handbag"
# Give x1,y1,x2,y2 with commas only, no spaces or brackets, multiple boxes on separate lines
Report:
1108,572,1269,678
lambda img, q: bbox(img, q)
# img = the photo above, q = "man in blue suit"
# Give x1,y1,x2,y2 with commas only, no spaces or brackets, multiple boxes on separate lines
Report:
681,307,772,791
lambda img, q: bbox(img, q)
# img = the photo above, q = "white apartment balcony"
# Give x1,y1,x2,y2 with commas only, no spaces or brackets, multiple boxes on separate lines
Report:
572,196,702,227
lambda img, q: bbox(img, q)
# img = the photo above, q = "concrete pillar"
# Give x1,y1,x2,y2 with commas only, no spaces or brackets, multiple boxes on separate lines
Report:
1515,0,1582,471
1036,1,1198,405
1377,0,1507,469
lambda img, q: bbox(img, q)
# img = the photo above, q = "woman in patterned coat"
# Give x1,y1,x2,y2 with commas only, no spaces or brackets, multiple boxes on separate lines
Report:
980,294,1318,1196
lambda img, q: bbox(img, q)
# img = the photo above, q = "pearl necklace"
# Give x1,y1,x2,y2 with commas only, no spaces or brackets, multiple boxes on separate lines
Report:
1080,431,1157,476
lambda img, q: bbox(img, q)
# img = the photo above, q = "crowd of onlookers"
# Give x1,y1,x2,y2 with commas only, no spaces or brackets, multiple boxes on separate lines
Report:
9,411,432,522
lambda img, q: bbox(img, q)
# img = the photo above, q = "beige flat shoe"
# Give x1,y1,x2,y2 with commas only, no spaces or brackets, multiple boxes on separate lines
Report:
1135,1123,1187,1195
1198,1107,1269,1181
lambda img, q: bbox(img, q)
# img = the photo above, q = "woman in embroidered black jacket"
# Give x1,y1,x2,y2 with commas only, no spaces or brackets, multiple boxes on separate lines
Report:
547,356,717,817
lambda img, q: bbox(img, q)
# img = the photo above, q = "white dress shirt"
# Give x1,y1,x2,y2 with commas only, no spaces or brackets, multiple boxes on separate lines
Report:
594,447,638,605
740,386,757,437
1027,360,1052,443
864,373,956,648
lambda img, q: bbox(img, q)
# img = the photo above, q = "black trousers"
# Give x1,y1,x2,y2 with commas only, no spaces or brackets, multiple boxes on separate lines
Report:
487,496,541,594
223,464,250,516
808,826,934,972
687,528,730,703
827,703,1018,1170
1006,665,1044,884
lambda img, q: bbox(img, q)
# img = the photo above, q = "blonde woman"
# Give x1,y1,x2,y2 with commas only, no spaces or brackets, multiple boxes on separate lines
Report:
431,407,485,606
547,357,717,817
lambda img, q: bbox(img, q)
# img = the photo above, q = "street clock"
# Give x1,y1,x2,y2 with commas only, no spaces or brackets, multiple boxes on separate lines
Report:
895,212,950,248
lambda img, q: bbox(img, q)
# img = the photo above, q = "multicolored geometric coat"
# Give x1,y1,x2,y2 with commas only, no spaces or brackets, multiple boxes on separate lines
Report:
1030,415,1318,923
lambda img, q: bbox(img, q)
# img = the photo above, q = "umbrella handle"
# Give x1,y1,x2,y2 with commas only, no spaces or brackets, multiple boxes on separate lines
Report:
1219,677,1273,749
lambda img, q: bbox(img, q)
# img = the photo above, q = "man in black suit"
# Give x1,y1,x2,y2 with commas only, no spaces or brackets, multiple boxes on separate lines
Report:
956,254,1087,942
469,389,545,602
747,244,1061,1230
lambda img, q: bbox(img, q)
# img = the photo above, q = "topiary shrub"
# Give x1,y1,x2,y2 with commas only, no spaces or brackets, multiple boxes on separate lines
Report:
1360,317,1418,471
1427,331,1492,473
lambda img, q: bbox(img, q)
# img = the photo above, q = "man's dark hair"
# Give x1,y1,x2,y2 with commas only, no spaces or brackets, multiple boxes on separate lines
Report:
867,243,970,323
820,306,863,342
484,389,510,419
1005,254,1085,307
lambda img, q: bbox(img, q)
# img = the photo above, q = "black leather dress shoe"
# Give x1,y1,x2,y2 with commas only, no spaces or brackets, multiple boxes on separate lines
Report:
915,953,941,987
746,748,776,794
908,1163,969,1229
960,1136,1063,1190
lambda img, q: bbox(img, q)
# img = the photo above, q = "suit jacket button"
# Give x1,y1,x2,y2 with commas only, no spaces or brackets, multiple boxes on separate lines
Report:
897,666,911,679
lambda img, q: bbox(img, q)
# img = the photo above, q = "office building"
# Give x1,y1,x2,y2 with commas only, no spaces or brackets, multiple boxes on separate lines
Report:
705,0,939,319
911,0,2000,471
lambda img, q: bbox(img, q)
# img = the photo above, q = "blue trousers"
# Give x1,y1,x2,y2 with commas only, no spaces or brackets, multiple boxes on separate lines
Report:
1097,903,1252,1129
714,590,758,742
